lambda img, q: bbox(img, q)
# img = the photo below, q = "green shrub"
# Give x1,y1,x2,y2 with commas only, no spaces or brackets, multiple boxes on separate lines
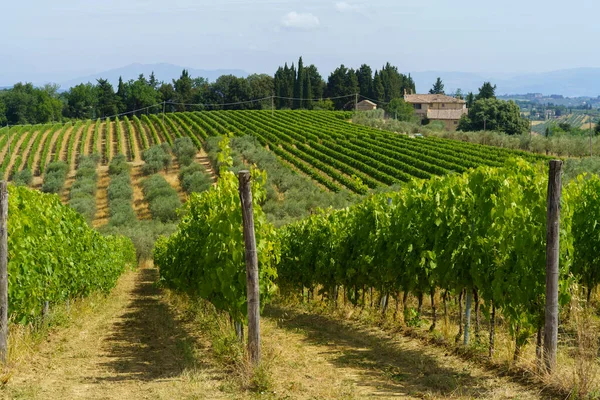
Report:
100,220,177,261
108,175,133,201
172,137,197,167
42,161,69,193
179,163,212,194
142,175,181,223
69,155,100,223
142,144,172,175
13,169,33,187
107,154,136,227
108,154,130,176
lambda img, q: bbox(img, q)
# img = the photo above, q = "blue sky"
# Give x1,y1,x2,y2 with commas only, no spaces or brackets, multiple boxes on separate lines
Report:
0,0,597,84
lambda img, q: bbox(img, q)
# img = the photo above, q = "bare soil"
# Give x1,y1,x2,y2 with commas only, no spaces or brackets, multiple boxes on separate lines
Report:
92,166,110,228
130,163,151,220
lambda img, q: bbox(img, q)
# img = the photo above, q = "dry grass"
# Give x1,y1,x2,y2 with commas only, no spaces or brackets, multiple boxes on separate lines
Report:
275,287,600,399
0,264,229,400
92,165,110,227
129,163,151,220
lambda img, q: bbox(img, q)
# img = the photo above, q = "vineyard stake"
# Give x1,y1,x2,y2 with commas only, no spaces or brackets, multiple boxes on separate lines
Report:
544,159,562,373
0,182,7,364
238,170,261,365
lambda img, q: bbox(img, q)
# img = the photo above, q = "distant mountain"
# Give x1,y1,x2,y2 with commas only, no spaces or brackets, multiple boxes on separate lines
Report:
59,63,249,89
411,68,600,98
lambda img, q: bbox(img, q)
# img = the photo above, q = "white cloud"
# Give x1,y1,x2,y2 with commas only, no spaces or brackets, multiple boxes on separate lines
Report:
280,11,320,31
335,2,362,13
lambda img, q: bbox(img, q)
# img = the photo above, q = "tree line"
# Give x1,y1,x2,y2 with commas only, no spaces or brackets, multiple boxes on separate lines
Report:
0,58,415,125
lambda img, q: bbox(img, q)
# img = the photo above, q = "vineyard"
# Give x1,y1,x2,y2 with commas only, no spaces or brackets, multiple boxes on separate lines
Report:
0,110,549,212
3,110,600,397
531,111,596,134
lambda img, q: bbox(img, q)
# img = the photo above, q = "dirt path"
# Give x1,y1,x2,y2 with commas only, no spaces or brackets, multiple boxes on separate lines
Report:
0,265,548,400
83,122,95,156
92,166,110,228
43,127,63,170
97,122,106,162
159,161,186,203
197,149,217,183
69,124,85,170
61,170,77,204
3,129,31,180
3,266,226,400
58,126,75,163
118,121,128,159
262,306,545,399
31,129,52,176
130,163,150,220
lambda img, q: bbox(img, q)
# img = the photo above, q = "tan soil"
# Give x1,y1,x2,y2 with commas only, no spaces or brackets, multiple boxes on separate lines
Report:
92,166,110,228
117,121,128,159
130,163,150,220
17,129,41,172
3,129,32,180
83,122,95,156
57,126,75,163
69,124,86,171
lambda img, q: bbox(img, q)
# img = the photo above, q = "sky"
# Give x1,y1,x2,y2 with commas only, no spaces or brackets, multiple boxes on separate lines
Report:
1,0,598,85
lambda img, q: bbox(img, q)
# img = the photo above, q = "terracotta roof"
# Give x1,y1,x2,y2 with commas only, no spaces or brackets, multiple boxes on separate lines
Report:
426,109,468,120
404,94,466,104
357,99,377,106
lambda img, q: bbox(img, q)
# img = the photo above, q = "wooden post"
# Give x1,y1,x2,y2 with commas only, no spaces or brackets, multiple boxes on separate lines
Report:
0,182,7,363
544,160,562,373
238,170,261,365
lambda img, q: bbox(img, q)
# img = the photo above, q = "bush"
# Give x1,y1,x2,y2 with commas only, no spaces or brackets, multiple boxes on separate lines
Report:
69,155,100,223
99,220,177,262
13,169,32,187
172,137,197,167
142,144,172,175
108,175,133,201
179,163,212,194
42,161,69,193
142,175,181,223
107,154,136,227
108,154,130,176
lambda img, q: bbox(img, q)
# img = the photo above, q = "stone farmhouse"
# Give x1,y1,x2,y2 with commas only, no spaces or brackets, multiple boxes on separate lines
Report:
404,93,468,131
356,99,377,111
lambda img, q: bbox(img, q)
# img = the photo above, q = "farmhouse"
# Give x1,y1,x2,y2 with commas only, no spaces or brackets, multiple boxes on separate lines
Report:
404,93,468,131
356,99,377,111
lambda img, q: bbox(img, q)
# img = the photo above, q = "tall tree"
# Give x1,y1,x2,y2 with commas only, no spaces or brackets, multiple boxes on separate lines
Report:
326,65,358,110
357,64,373,99
173,69,193,110
65,83,97,119
149,71,159,90
247,74,274,109
96,78,119,118
294,57,305,109
477,82,496,100
429,77,445,94
372,71,385,103
305,64,324,100
458,98,528,135
466,92,475,108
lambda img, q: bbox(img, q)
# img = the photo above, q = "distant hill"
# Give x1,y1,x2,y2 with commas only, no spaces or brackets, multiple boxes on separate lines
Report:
59,63,249,89
411,68,600,98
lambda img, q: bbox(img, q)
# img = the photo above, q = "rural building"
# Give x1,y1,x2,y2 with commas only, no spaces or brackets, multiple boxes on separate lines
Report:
356,99,377,111
404,93,468,131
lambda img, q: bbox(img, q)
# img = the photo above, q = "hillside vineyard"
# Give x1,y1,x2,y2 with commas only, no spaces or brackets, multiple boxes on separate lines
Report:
0,111,548,195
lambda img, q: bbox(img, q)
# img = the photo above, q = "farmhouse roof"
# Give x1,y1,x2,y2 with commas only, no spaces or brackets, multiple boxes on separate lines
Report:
404,94,466,104
358,99,377,106
426,109,468,120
